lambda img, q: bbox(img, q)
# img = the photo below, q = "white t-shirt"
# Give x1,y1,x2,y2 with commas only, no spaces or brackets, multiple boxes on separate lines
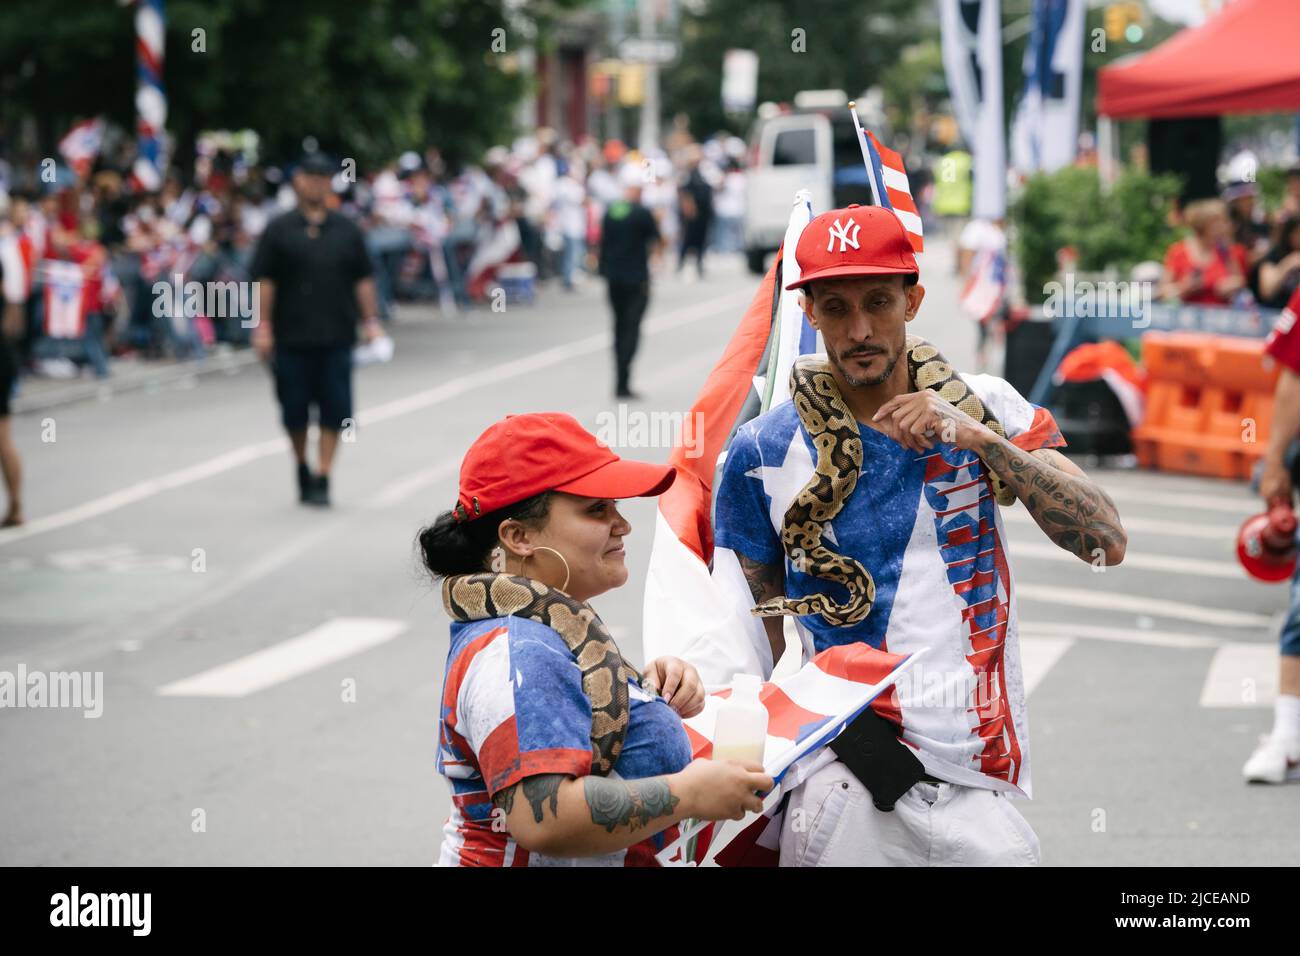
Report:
713,374,1065,797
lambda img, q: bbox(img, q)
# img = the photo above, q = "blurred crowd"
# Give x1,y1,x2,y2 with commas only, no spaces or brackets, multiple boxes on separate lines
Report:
1159,164,1300,310
0,128,751,385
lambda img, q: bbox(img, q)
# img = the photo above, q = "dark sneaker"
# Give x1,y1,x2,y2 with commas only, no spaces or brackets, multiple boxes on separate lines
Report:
297,462,313,503
305,473,331,507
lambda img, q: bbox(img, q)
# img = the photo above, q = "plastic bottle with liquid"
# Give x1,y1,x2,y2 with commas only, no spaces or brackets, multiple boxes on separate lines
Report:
711,673,769,766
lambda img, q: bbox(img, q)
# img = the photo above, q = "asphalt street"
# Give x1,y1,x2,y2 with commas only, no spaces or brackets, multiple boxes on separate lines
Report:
1,239,1296,866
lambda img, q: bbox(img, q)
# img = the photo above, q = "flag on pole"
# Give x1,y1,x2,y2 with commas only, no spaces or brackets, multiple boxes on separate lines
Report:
641,191,818,684
656,643,924,867
849,105,924,253
58,119,105,180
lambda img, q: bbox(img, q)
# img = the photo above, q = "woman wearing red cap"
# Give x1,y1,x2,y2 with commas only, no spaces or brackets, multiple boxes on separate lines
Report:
420,412,772,866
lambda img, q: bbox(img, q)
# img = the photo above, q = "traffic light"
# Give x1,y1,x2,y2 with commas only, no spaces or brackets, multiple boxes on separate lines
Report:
1104,2,1144,43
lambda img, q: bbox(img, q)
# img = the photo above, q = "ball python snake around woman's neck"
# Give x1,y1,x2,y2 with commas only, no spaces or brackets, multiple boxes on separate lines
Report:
750,333,1016,628
442,572,641,776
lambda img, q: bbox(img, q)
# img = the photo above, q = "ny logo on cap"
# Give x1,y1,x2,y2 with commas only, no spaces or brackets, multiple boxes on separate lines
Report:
826,217,861,253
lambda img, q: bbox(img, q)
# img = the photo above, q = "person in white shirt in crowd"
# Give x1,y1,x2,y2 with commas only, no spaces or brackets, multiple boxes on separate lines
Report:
553,160,589,291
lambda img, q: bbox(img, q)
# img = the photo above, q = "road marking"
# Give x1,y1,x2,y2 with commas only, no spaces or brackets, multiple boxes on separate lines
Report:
1198,643,1279,708
1001,507,1238,542
0,437,286,547
1019,636,1075,696
1103,485,1257,516
0,288,750,549
1016,583,1273,628
1019,621,1223,649
157,617,408,697
1009,540,1243,579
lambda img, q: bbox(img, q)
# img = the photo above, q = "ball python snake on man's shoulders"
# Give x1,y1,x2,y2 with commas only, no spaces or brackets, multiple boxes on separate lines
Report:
750,333,1016,628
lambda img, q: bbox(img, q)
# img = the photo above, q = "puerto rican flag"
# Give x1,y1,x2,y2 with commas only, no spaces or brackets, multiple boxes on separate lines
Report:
641,191,818,685
42,259,88,339
851,110,923,254
57,118,105,181
960,248,1007,323
656,643,924,867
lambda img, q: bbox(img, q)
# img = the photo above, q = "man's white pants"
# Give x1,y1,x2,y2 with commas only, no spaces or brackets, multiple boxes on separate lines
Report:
779,759,1041,866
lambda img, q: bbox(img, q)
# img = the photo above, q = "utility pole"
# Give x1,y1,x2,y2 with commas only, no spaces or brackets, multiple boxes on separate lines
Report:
636,0,659,152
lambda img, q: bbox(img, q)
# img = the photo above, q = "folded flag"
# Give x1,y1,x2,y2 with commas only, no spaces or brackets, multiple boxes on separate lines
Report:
656,643,924,867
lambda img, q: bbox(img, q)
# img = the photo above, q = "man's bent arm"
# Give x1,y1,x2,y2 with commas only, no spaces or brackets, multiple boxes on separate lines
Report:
977,439,1127,566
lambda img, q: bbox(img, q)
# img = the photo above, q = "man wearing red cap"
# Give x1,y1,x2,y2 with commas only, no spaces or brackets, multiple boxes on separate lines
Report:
712,204,1127,865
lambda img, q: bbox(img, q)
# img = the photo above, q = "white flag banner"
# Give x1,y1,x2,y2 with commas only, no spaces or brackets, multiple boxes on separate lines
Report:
1011,0,1086,174
940,0,1006,219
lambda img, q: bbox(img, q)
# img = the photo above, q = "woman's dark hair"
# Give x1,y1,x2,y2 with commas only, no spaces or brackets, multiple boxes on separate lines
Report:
418,492,554,579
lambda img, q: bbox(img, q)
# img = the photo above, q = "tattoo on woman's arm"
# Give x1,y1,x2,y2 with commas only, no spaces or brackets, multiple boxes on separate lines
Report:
493,774,565,823
583,776,680,833
979,441,1125,561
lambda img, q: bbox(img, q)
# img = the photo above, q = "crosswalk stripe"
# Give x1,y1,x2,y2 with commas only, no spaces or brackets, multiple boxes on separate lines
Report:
1019,621,1223,649
1019,636,1075,696
1103,486,1257,516
1002,507,1238,542
1016,583,1273,628
1198,643,1279,708
1009,540,1243,579
157,617,408,697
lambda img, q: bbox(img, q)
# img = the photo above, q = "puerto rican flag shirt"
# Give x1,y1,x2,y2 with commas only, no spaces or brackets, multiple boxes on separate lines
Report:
714,374,1065,797
436,615,693,866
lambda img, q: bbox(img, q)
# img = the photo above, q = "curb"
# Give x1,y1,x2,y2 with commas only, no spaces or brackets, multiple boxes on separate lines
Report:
11,349,262,416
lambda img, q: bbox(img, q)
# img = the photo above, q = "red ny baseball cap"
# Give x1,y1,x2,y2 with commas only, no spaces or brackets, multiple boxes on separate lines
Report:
453,412,676,521
785,204,918,290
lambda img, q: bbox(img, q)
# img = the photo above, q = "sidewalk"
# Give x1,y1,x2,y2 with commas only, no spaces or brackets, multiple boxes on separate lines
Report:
10,346,262,416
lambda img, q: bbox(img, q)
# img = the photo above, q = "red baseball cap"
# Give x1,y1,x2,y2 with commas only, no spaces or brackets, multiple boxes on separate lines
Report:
785,204,918,290
453,412,676,521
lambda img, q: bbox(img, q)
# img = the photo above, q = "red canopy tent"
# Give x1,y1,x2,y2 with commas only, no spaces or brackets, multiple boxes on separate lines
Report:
1098,0,1300,119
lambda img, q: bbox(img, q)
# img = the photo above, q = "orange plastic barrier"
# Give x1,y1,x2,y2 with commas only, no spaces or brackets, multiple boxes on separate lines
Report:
1131,332,1279,480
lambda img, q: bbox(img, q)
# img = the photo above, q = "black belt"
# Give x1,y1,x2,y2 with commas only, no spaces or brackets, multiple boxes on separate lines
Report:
829,708,930,812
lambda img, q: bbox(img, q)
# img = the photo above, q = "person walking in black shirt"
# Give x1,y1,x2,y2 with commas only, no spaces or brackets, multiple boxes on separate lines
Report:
251,153,381,506
598,168,662,399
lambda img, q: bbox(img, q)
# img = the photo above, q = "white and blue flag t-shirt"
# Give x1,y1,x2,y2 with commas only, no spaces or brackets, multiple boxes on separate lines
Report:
436,615,692,866
714,373,1065,797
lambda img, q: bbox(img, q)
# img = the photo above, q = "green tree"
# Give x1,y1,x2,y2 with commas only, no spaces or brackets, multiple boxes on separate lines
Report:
0,0,581,171
661,0,925,139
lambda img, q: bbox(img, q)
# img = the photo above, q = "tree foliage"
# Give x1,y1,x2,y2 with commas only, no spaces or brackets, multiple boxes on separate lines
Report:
0,0,579,169
661,0,924,139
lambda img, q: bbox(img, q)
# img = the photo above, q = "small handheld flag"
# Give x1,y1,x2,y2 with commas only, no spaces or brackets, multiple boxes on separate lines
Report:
849,101,924,253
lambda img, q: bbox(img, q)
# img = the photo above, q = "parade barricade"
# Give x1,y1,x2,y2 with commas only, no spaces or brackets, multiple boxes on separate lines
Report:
1025,301,1281,479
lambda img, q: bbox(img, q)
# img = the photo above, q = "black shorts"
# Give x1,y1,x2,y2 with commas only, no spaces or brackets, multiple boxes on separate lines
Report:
0,337,17,418
271,345,353,432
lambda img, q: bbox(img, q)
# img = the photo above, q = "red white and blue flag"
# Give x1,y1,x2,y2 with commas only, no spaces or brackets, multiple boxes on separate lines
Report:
57,118,105,180
657,644,923,867
850,107,924,253
960,248,1007,323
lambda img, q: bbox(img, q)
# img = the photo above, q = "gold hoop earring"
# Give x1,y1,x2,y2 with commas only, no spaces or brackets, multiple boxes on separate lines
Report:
526,545,571,593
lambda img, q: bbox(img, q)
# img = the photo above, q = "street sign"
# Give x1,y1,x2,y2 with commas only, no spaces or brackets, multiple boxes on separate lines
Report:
618,37,679,64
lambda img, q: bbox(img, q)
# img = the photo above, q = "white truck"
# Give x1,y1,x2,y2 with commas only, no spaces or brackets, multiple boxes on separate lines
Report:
742,90,890,274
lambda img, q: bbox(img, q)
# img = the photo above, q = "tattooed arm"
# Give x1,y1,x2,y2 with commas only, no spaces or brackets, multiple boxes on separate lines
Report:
491,759,772,858
977,439,1127,565
737,553,787,670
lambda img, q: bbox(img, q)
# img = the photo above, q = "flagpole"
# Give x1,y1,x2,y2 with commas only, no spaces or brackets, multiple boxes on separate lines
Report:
848,101,883,208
